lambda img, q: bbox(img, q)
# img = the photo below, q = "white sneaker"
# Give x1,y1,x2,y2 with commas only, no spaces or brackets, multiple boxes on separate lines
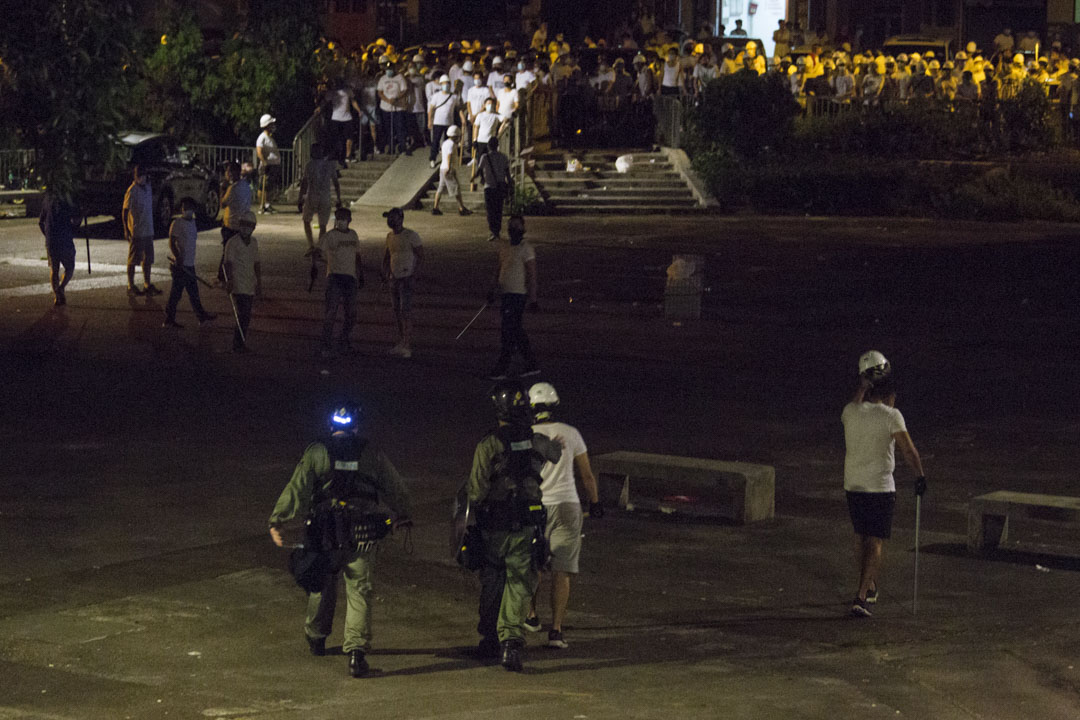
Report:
400,346,412,359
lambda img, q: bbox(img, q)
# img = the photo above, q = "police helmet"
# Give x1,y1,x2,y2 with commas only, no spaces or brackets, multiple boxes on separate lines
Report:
329,402,361,431
528,382,560,420
858,350,891,381
490,381,532,424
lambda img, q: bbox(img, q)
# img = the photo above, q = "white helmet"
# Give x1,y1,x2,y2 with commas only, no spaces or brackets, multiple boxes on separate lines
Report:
439,73,451,83
446,125,460,138
462,60,474,71
858,350,891,379
492,56,504,65
528,382,560,408
259,113,276,128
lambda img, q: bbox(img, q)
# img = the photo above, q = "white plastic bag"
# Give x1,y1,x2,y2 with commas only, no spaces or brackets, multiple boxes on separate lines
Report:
615,154,634,173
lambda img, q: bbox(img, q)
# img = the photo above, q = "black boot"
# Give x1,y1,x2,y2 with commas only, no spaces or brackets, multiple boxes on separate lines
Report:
306,634,325,656
348,649,368,677
500,639,523,672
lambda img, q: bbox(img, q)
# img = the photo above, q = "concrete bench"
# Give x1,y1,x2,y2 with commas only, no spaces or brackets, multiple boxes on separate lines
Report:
592,451,775,524
968,491,1080,554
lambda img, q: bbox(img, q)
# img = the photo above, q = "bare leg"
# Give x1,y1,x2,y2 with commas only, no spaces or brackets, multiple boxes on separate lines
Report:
400,313,412,349
304,220,315,250
456,191,467,212
855,535,883,601
143,261,153,287
432,190,442,211
50,260,62,296
346,138,354,159
550,571,571,631
127,264,136,287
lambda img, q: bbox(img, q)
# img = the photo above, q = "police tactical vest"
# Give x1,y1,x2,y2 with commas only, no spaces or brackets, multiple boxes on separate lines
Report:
479,425,547,531
310,436,391,553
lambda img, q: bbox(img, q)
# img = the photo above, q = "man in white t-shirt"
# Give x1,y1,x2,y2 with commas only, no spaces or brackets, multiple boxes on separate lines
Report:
223,211,262,353
524,382,601,649
427,74,462,168
488,57,507,91
496,75,518,125
431,125,470,216
487,215,538,379
842,351,926,618
299,142,341,256
255,114,281,213
316,206,363,356
380,207,423,358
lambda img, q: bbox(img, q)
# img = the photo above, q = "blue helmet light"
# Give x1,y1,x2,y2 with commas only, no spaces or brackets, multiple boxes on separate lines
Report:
330,403,361,430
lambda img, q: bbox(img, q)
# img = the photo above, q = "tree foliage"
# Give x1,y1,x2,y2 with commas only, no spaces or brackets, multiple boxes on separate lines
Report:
0,0,139,196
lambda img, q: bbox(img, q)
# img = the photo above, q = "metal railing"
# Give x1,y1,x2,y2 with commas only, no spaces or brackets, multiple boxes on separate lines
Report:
0,149,40,190
653,94,685,148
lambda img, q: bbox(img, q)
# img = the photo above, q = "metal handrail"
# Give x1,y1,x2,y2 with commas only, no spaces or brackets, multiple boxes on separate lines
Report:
0,149,40,190
291,112,320,191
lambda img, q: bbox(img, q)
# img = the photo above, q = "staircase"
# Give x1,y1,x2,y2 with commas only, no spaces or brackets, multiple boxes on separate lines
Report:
338,155,397,204
416,160,489,212
531,150,703,214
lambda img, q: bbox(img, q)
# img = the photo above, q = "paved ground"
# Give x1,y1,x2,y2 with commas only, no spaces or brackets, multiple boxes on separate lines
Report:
1,208,1079,719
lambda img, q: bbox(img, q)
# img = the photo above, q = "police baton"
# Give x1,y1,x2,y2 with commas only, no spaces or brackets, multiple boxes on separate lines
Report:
913,493,921,616
455,302,488,340
183,266,214,289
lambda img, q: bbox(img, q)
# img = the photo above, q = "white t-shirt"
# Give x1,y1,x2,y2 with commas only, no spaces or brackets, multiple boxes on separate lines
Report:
256,131,280,166
497,239,535,294
385,227,422,278
515,69,537,88
409,76,426,113
223,234,260,295
448,63,464,86
331,89,353,121
496,87,518,120
842,402,908,493
377,73,408,112
169,216,198,265
473,110,500,143
468,84,495,116
319,228,360,278
430,90,459,126
488,70,506,91
123,181,154,238
440,138,456,171
532,421,587,505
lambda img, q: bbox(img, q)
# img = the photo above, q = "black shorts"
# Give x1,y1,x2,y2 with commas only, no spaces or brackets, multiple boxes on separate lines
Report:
846,491,896,539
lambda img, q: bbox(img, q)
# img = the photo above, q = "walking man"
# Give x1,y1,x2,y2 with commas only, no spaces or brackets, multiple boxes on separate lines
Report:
488,215,539,379
299,142,342,257
162,198,216,328
843,351,927,617
428,74,463,169
269,403,412,678
381,207,422,358
317,207,362,356
218,161,252,282
123,165,160,297
467,381,561,671
38,189,80,307
524,382,602,649
431,125,471,216
223,211,262,352
472,136,512,241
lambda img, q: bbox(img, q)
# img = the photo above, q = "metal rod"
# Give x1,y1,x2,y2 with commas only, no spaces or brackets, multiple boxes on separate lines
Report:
455,302,488,340
913,494,921,616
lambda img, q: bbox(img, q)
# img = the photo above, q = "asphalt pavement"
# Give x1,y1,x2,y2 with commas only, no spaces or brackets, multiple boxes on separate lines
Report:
1,208,1079,719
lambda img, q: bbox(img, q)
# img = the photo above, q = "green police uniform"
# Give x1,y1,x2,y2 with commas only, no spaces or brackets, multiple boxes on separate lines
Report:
467,428,560,646
270,437,412,653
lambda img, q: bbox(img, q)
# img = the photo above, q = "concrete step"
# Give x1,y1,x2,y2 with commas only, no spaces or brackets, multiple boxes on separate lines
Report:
535,172,683,182
551,196,699,207
534,162,675,172
550,203,711,214
537,179,689,190
532,151,666,161
544,189,695,201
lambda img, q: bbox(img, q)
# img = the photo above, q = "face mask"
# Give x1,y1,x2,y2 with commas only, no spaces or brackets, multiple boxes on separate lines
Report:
335,220,349,231
441,83,450,91
386,69,395,77
485,102,494,111
518,63,525,70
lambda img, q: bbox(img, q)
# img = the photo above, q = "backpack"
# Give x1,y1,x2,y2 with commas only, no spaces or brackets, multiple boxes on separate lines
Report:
477,425,547,531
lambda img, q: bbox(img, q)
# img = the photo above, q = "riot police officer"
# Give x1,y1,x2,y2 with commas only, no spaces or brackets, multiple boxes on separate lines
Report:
466,381,561,671
269,403,413,677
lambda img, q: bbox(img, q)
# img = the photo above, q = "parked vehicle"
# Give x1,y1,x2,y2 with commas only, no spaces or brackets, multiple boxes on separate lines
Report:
882,36,954,62
81,132,222,235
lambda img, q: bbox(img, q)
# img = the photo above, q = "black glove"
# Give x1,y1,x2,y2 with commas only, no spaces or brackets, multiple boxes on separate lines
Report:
588,501,604,519
527,300,539,313
914,476,927,497
486,289,496,305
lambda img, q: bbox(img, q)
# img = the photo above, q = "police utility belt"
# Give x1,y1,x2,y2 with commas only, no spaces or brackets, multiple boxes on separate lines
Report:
314,499,392,554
